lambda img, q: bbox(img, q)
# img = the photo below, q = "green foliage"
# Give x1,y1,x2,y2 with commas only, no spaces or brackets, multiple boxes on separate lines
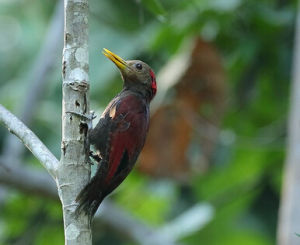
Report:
1,193,63,244
115,172,175,225
141,0,167,19
0,0,296,244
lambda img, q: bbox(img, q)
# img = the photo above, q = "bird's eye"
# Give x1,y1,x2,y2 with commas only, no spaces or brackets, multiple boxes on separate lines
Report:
135,63,143,70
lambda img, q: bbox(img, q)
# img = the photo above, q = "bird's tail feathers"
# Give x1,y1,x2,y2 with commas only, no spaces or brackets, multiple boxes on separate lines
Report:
75,174,105,221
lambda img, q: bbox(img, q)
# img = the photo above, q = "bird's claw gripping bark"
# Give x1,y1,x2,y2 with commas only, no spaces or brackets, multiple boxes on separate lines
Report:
89,151,102,164
65,110,96,129
65,110,96,121
89,111,97,120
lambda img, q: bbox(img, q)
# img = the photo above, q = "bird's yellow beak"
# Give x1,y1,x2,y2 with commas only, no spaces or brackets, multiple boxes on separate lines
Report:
103,48,127,71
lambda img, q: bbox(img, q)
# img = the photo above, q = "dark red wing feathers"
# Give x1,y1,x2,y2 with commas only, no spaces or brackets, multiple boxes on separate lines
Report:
105,93,149,183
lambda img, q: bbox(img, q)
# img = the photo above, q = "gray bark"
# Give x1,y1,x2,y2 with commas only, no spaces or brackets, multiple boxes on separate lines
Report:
277,4,300,245
58,0,92,244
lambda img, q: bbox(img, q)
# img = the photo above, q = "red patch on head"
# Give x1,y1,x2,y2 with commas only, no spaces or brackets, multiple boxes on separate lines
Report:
149,69,157,98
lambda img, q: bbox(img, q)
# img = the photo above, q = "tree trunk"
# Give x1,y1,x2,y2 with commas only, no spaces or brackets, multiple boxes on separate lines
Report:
277,5,300,245
57,0,92,244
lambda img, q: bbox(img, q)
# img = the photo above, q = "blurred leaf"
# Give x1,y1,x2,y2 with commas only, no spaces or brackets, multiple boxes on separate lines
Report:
115,172,174,225
141,0,166,19
34,224,64,245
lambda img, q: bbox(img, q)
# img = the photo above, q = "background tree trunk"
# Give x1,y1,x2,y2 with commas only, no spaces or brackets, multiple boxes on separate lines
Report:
277,4,300,245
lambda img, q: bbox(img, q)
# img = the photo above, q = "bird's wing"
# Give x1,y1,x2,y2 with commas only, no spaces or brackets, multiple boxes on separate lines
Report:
104,94,149,185
88,114,112,155
88,99,120,155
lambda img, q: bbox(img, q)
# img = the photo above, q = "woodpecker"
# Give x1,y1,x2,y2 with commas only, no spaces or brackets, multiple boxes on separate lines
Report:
76,49,157,220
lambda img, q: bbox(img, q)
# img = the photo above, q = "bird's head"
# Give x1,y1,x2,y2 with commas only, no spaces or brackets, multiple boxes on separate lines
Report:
103,48,157,101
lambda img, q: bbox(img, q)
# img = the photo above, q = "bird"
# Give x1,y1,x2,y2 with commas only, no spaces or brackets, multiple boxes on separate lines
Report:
76,48,157,220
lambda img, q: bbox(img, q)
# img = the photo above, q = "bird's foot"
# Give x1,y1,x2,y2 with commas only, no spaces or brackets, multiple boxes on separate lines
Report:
89,151,102,164
65,110,96,121
66,110,96,130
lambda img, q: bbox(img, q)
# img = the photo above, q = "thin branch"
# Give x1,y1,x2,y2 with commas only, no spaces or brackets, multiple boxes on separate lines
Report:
151,44,191,113
160,203,214,242
0,158,58,200
0,104,58,178
18,0,64,126
98,201,177,245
